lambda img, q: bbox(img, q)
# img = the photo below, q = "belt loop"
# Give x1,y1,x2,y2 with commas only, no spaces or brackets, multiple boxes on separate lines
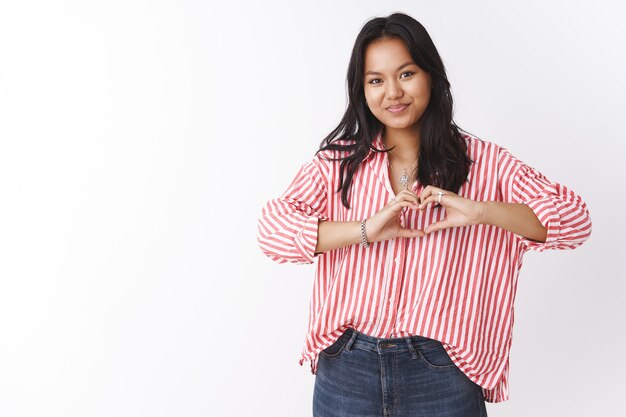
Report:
345,328,358,351
405,337,418,359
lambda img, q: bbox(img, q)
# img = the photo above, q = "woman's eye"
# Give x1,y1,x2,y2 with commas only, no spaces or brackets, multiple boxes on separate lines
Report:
368,72,414,84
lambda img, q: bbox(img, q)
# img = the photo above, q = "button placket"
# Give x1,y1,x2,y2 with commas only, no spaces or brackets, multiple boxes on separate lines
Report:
388,238,406,335
373,240,396,335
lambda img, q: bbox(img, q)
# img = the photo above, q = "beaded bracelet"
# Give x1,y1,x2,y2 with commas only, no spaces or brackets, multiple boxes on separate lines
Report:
360,219,370,248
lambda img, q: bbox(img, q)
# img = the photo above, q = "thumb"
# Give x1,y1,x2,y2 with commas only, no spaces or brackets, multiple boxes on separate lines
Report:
397,228,425,238
424,220,450,235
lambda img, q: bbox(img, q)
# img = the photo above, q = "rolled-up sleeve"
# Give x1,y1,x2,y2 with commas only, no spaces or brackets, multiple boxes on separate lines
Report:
496,147,592,252
257,157,329,264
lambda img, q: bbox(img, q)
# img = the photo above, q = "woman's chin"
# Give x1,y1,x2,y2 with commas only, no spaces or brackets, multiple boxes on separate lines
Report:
382,118,418,130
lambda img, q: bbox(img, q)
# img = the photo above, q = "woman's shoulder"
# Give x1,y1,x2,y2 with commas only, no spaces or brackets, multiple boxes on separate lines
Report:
313,138,358,162
460,131,507,157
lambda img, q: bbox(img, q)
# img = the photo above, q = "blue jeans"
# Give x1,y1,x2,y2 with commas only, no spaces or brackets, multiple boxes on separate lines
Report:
313,328,488,417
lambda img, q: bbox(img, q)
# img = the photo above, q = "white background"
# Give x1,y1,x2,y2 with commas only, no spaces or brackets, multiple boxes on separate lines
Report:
1,1,624,416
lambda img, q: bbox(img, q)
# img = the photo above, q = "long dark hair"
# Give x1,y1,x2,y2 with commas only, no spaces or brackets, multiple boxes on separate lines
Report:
316,12,476,209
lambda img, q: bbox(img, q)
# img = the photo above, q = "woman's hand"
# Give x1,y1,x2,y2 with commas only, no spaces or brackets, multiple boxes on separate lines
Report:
365,189,426,243
417,185,485,235
365,186,485,243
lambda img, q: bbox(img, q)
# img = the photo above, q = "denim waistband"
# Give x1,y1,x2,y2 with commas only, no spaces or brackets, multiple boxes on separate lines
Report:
339,327,444,358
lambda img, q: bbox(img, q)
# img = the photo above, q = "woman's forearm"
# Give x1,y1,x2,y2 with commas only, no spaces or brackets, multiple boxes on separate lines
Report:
314,220,362,255
315,200,548,256
480,201,547,243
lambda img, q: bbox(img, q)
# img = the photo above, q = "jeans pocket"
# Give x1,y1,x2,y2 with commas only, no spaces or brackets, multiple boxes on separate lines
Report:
417,339,457,369
319,331,351,358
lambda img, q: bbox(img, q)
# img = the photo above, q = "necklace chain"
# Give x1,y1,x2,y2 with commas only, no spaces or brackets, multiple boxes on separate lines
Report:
383,140,419,189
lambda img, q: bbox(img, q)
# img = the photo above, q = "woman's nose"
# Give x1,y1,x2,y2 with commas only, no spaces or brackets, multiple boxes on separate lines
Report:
385,80,403,99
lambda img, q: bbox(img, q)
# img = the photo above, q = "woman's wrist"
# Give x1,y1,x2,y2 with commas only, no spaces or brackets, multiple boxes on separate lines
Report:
360,219,370,248
316,220,367,253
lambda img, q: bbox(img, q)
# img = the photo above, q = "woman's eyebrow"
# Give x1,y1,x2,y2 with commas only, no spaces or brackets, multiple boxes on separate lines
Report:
364,61,415,76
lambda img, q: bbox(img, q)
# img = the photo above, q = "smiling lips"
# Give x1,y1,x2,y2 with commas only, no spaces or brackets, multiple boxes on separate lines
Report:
387,103,410,113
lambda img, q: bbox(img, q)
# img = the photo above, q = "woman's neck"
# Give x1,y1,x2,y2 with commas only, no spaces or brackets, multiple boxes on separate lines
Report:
382,126,421,164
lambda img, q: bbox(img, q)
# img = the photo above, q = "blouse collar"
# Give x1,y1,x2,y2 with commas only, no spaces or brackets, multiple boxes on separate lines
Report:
364,129,386,161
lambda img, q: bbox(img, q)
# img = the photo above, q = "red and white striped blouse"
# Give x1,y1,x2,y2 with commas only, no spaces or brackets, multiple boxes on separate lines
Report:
256,129,592,403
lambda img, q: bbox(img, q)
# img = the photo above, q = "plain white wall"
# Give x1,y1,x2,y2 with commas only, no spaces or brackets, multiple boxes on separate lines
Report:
0,1,623,416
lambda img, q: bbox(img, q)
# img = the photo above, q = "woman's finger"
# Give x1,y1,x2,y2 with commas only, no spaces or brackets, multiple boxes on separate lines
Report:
418,186,439,203
424,218,451,234
418,192,452,209
392,191,419,205
417,197,437,210
397,189,420,200
418,195,437,209
391,200,419,212
396,228,425,238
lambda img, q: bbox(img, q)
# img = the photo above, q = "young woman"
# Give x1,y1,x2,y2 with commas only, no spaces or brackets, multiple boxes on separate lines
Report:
257,12,592,417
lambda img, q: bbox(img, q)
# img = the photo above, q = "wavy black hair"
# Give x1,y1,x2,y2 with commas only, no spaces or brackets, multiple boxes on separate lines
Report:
316,12,476,209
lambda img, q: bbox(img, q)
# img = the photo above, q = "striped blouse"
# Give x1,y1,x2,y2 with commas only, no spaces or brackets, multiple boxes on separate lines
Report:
256,129,592,403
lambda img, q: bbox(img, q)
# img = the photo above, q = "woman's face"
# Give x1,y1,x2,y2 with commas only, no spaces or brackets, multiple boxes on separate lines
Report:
363,37,432,132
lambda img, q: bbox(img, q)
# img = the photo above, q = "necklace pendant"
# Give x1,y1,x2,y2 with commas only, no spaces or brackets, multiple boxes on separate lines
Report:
400,173,409,187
